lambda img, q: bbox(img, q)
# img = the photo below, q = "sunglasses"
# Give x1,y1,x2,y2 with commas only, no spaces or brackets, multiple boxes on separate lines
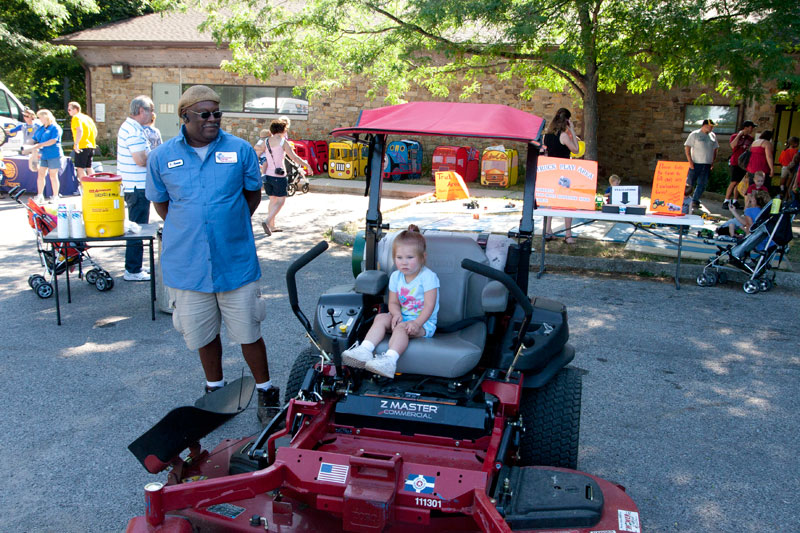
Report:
186,110,223,120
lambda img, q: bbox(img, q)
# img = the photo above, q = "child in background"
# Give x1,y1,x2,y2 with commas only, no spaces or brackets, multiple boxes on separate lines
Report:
745,171,769,196
682,179,693,214
604,174,621,203
718,190,771,237
779,136,799,196
342,225,440,378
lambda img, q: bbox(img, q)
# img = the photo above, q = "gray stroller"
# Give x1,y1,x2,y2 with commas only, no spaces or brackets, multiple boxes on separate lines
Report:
697,200,797,293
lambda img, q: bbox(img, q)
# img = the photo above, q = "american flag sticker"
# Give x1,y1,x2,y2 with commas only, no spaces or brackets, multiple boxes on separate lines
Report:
317,462,349,484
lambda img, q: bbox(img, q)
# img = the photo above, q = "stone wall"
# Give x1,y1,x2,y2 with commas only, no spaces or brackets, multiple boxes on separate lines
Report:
597,86,775,184
88,64,779,187
89,65,578,168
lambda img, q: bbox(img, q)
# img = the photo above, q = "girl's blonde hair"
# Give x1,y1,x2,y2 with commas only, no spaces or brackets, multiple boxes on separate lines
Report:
392,224,426,263
37,109,55,126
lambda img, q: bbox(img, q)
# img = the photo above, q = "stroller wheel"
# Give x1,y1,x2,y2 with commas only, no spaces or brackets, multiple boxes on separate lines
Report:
103,273,115,291
29,274,45,289
696,273,711,287
36,281,53,299
85,268,100,284
95,276,109,292
743,280,760,294
717,271,728,284
287,183,297,197
301,183,309,194
758,279,773,292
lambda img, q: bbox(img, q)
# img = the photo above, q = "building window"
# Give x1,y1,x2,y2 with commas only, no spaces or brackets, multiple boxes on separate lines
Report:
683,105,739,135
181,84,308,116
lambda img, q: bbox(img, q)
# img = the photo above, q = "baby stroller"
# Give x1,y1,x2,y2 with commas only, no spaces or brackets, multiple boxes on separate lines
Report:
9,187,113,298
284,156,310,196
697,200,798,293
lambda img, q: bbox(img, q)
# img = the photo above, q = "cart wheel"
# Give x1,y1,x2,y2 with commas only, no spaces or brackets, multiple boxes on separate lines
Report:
36,281,53,299
95,276,108,292
301,183,309,194
85,268,99,284
322,162,328,172
743,280,759,294
696,273,710,287
519,367,581,470
758,279,772,292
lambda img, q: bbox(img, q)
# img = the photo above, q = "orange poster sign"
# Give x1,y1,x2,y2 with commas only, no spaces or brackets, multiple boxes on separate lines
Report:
650,161,691,215
434,171,470,200
534,156,598,210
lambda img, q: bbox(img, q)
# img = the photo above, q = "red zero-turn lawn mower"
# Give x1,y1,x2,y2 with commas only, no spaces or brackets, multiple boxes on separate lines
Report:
127,103,641,533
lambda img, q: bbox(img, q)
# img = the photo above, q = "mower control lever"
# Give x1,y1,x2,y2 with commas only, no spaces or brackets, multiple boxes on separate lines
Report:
286,241,329,339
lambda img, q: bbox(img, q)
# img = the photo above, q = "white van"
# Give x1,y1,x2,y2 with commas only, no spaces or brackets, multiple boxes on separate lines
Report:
0,81,27,154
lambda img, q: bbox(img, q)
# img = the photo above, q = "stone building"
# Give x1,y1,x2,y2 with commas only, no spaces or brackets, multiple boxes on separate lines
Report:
57,9,798,184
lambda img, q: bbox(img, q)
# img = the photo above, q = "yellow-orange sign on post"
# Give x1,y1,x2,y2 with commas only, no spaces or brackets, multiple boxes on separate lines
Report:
650,161,691,216
435,171,470,201
534,156,598,210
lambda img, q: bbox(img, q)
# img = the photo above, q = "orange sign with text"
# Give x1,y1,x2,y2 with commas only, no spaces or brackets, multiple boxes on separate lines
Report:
650,161,691,216
434,171,470,201
534,156,598,210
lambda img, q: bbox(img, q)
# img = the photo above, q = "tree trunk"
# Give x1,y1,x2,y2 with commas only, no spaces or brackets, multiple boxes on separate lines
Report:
582,73,599,162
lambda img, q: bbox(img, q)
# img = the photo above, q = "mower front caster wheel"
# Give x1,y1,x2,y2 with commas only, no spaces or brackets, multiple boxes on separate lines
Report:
36,281,53,299
518,366,582,470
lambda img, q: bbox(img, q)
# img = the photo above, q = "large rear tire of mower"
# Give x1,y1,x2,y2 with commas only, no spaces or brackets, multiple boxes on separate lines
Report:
283,347,322,404
518,366,581,470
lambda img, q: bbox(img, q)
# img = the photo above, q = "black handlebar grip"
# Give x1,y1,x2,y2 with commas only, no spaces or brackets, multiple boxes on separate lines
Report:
460,258,533,317
286,241,329,309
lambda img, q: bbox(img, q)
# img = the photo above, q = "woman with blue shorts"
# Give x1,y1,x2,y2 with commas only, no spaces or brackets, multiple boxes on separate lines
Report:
260,118,308,235
31,109,64,203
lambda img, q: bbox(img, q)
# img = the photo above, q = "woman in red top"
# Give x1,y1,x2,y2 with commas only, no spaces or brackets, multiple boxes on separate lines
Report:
778,136,798,195
725,120,755,208
746,130,774,180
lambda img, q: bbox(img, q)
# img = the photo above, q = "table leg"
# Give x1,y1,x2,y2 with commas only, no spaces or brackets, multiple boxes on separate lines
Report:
675,227,683,290
52,244,61,325
537,217,547,279
149,238,156,321
65,244,72,303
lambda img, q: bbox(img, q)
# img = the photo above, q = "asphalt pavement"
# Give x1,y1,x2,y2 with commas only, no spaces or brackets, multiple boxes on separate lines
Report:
0,187,797,532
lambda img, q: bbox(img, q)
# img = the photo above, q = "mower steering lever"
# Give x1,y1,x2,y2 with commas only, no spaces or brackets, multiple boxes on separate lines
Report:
286,241,329,338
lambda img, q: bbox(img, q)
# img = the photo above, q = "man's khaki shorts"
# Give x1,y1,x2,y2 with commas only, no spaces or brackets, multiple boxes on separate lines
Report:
168,281,267,351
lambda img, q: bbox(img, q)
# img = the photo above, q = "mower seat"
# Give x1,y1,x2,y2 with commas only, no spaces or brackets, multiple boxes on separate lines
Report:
372,231,505,378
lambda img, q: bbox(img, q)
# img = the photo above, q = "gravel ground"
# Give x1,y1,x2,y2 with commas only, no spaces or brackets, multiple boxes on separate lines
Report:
0,190,797,532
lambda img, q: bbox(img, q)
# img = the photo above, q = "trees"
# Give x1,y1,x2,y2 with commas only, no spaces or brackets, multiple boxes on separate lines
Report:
205,0,799,159
1,0,154,112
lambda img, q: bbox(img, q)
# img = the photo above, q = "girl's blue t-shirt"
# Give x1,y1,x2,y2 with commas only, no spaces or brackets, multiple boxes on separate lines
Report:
33,124,64,160
388,266,440,328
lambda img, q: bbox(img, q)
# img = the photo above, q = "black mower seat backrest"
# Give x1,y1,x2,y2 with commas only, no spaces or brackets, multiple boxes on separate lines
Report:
373,231,494,378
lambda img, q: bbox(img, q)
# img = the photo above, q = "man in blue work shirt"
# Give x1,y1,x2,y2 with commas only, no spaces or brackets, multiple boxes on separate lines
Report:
146,85,278,425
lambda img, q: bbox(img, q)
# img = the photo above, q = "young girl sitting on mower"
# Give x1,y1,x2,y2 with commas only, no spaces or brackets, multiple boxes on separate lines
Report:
342,225,440,378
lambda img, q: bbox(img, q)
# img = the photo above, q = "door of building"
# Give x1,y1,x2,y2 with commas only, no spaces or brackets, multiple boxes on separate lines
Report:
152,83,181,141
773,104,800,184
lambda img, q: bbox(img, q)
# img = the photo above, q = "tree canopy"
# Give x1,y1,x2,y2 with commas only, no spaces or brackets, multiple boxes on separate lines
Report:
0,0,155,113
192,0,798,159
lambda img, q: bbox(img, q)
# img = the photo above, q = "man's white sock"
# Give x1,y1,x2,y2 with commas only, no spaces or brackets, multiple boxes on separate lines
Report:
206,379,225,389
256,380,273,391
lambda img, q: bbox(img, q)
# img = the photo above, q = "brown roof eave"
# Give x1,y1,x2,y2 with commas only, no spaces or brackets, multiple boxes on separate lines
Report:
54,39,229,49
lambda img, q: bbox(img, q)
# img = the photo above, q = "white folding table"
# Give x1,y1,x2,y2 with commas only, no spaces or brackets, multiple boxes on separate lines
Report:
534,208,705,289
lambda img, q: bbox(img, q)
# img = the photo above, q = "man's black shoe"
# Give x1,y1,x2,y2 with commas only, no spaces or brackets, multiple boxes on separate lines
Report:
257,387,281,425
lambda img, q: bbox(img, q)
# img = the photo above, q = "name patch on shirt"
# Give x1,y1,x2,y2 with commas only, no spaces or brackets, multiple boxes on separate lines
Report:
215,152,238,164
167,159,184,169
